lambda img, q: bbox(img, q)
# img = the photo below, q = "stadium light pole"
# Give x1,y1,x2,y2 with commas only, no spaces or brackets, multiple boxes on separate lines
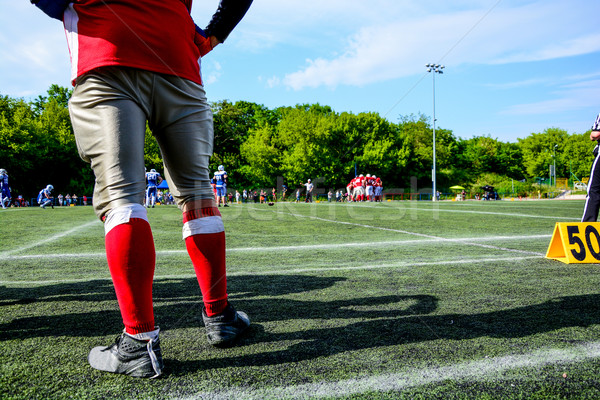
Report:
426,64,444,201
553,144,558,187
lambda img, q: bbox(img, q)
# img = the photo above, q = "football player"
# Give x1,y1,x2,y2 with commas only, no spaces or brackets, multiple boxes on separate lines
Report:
213,165,228,207
31,0,252,379
145,168,162,208
346,178,354,201
0,169,10,209
365,173,374,201
37,185,54,209
374,175,383,202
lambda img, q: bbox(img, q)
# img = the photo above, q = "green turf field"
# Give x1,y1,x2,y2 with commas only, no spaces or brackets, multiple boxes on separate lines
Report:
2,200,600,399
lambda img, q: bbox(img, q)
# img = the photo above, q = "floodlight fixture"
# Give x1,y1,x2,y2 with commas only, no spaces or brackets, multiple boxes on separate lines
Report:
425,63,446,201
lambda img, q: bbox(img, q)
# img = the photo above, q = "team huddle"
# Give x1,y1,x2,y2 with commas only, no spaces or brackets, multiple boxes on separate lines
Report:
346,174,384,202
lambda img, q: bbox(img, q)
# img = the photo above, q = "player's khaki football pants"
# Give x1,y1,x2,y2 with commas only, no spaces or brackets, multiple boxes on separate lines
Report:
69,67,215,220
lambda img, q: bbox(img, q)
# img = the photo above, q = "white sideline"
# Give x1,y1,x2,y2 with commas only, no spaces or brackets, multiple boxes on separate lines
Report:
304,203,581,221
0,234,550,261
249,206,545,256
0,219,100,257
182,341,600,400
0,255,542,285
405,206,580,220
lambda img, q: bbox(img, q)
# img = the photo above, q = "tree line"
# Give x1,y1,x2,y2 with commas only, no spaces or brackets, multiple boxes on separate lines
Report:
0,85,595,200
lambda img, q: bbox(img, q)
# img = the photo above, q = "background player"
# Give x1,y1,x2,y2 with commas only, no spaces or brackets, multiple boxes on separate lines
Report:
365,173,374,201
145,168,162,208
373,175,383,202
213,165,228,207
0,169,10,209
37,184,54,209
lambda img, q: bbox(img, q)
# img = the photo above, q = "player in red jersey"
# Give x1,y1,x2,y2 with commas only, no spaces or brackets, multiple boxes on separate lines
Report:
365,174,374,201
352,174,363,201
346,178,354,201
32,0,253,378
374,176,383,201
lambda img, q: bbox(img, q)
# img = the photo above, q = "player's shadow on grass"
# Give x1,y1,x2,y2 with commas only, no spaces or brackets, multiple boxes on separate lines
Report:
0,274,347,339
169,277,600,373
3,274,600,375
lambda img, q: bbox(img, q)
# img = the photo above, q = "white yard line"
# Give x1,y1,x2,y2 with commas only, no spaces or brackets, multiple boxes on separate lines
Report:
348,202,581,220
0,219,100,257
0,234,550,261
180,341,600,400
249,206,546,256
0,254,542,285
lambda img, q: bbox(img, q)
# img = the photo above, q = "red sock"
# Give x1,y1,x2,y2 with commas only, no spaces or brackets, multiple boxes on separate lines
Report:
183,206,228,316
185,232,228,316
105,218,156,335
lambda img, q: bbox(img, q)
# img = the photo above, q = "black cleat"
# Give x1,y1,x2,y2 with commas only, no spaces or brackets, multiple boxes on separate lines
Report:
202,303,250,347
88,330,163,378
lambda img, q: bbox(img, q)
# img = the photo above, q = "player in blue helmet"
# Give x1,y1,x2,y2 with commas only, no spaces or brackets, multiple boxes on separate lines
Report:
38,184,54,209
145,168,163,208
213,165,228,207
0,169,10,209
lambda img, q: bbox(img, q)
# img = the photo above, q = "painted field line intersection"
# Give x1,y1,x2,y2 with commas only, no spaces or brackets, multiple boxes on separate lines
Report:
249,206,546,256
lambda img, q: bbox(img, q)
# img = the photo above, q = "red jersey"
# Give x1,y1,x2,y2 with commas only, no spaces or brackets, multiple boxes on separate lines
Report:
63,0,202,85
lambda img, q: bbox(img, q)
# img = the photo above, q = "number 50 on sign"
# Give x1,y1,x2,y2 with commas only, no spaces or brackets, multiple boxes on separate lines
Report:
546,222,600,264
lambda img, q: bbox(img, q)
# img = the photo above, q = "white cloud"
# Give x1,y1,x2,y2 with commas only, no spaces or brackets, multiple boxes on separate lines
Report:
280,0,600,90
266,76,280,88
202,61,222,85
501,79,600,116
493,34,600,64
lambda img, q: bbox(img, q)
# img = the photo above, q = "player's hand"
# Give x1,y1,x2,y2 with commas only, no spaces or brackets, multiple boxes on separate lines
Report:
195,26,221,57
591,130,600,141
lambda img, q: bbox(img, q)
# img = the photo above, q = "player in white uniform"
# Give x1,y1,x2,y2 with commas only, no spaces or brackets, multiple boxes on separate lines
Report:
145,169,162,208
0,169,10,209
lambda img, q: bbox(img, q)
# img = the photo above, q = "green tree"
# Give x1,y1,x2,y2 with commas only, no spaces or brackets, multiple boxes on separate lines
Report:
399,114,458,189
517,127,568,178
559,131,595,182
211,100,279,188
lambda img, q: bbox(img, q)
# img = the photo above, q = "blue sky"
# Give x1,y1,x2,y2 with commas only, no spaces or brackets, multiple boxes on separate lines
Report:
2,0,600,143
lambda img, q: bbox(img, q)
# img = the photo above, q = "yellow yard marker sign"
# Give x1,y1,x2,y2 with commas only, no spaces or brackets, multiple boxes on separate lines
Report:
546,222,600,263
